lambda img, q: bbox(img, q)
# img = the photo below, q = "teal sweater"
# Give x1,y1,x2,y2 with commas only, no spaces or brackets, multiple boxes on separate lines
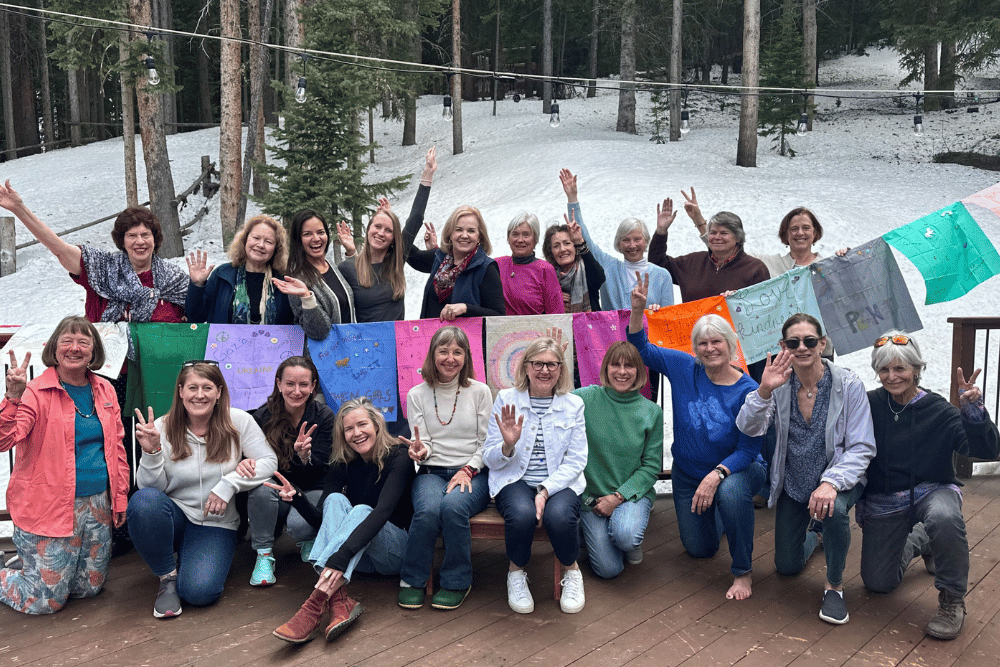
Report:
574,385,663,510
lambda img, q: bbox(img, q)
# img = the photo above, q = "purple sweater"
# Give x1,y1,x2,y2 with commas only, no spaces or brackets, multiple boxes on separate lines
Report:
496,256,566,315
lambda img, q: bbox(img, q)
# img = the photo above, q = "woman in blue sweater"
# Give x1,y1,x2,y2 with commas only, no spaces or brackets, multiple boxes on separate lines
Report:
627,273,764,601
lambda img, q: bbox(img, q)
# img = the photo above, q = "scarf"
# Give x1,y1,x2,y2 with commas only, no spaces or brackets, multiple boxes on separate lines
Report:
79,245,188,323
232,264,277,324
433,249,476,303
512,253,536,265
557,260,590,313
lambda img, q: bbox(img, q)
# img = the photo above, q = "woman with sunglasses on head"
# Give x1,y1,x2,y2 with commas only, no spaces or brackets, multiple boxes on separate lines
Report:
126,361,277,618
736,314,875,625
246,357,335,586
483,334,588,615
858,331,998,641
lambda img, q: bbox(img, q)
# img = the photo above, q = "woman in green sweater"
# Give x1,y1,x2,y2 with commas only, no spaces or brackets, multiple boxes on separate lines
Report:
574,342,663,578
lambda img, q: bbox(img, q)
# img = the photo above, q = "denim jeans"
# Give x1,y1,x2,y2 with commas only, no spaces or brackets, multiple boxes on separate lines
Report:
127,487,237,607
580,496,653,579
861,486,969,598
671,462,765,576
309,493,408,581
399,467,491,590
773,483,864,587
247,485,321,551
494,480,581,568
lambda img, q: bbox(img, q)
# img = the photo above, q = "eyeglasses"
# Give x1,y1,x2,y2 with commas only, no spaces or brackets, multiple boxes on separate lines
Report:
783,336,820,350
874,334,911,348
527,360,562,371
182,359,220,368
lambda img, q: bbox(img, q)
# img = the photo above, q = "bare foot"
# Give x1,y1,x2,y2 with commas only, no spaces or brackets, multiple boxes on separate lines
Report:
726,574,752,600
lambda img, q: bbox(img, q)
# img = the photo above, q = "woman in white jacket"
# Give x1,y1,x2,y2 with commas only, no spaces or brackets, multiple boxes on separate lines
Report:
483,335,588,616
127,361,277,619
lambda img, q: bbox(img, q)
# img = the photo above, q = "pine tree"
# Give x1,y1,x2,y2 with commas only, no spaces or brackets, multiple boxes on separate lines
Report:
758,7,806,157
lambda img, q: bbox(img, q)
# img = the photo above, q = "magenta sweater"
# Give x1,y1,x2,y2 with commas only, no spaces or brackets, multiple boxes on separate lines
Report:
496,256,566,315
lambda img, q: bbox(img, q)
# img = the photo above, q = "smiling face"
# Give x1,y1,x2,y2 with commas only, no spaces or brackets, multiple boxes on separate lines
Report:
278,365,316,413
245,223,277,269
342,407,378,460
123,224,155,269
367,212,395,257
695,332,732,370
55,331,95,375
525,350,562,397
878,362,918,403
450,214,481,260
607,358,639,393
434,341,466,384
549,230,576,269
620,229,647,263
179,371,222,423
300,217,329,263
708,224,738,259
781,321,826,371
786,213,816,254
508,222,537,258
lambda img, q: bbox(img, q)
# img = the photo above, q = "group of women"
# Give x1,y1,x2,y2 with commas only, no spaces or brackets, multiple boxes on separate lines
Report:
1,169,997,646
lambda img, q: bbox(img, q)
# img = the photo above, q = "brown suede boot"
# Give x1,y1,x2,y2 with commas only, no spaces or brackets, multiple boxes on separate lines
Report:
325,587,364,640
273,589,329,643
926,590,966,640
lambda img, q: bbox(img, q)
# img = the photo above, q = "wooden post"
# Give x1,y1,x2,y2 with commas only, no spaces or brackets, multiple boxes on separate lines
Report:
0,216,15,276
451,0,463,155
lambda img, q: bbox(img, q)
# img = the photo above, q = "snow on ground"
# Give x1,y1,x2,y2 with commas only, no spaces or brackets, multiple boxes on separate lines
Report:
1,49,999,522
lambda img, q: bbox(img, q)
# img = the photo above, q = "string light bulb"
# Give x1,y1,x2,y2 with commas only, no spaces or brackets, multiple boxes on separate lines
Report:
796,92,808,134
295,77,307,104
144,56,160,86
913,92,924,135
680,110,690,134
549,102,560,127
442,72,454,121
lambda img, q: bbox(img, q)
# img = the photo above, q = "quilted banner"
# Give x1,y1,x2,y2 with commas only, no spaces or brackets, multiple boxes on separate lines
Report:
485,313,573,393
645,296,748,372
204,324,305,411
131,323,211,416
312,321,399,422
395,318,486,419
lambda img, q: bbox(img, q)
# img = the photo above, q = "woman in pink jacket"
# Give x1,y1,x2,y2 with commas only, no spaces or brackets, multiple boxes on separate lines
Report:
0,316,129,614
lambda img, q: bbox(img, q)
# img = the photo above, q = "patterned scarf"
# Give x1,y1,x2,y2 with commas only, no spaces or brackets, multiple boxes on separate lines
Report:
232,264,277,324
556,259,590,313
79,245,188,322
433,249,476,303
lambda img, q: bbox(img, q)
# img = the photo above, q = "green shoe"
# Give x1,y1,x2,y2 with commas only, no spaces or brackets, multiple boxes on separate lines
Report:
298,540,314,563
398,586,426,609
250,551,276,586
431,585,471,610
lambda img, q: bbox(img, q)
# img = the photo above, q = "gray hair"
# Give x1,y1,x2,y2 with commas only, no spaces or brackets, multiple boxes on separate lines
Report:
708,211,746,245
690,314,740,363
507,212,540,246
613,218,650,254
870,329,926,384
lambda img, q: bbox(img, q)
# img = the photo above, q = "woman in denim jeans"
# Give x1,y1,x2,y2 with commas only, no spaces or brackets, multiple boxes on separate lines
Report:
627,273,764,601
737,314,875,625
396,326,493,611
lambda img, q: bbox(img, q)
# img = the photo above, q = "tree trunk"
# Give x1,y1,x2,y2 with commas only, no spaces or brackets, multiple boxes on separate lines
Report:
736,0,760,167
67,67,82,146
923,4,940,112
0,11,16,160
587,0,598,97
154,0,176,135
284,0,305,90
220,0,243,245
669,0,682,141
129,0,182,257
244,0,271,201
939,40,957,110
401,2,419,144
198,38,213,124
542,0,552,113
37,0,54,148
802,0,816,130
120,30,138,207
492,0,500,116
451,0,463,155
616,0,636,133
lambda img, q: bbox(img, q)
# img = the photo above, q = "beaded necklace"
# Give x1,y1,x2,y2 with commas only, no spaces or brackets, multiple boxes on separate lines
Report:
433,385,461,426
61,381,96,419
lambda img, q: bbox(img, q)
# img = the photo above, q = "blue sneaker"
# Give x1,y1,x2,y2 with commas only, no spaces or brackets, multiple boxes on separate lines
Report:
250,550,276,586
298,540,315,563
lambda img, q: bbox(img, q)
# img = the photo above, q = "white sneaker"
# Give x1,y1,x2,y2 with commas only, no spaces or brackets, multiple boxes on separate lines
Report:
560,568,585,613
507,570,534,614
626,547,643,565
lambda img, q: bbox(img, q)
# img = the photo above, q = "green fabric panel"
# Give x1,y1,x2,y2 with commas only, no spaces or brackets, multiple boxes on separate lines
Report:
129,323,211,416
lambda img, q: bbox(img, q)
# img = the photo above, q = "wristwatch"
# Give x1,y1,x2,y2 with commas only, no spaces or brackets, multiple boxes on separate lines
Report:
714,466,729,482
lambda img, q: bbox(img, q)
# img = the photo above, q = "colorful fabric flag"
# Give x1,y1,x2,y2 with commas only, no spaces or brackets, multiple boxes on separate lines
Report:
572,310,629,388
725,266,825,363
394,318,486,419
809,238,922,355
130,323,210,416
645,296,748,372
485,314,573,393
883,201,1000,305
963,181,1000,218
203,324,305,411
312,321,399,422
1,322,129,382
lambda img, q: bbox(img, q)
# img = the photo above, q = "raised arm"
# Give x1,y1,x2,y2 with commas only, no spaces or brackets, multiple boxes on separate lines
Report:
0,180,82,273
402,147,436,266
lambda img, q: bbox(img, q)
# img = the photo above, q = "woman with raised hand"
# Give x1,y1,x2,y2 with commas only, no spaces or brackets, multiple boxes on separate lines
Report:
496,212,565,315
627,273,764,601
859,331,999,641
126,361,277,618
185,215,293,325
483,335,588,615
0,317,129,614
247,357,335,586
736,314,875,625
542,211,606,313
271,398,415,644
559,168,673,310
396,326,493,611
271,209,355,339
574,341,662,579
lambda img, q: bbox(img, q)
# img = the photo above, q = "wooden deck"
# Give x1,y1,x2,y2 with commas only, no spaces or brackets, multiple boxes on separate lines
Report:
5,475,1000,667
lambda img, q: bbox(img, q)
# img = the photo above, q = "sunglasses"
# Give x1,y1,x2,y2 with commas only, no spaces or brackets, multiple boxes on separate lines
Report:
874,334,911,348
182,359,220,368
783,336,820,350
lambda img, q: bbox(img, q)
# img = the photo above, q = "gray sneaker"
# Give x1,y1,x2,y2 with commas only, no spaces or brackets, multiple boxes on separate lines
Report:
153,575,182,618
818,590,848,625
926,590,965,640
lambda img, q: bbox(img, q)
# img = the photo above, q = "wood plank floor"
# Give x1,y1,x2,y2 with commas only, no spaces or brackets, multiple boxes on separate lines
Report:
5,476,1000,667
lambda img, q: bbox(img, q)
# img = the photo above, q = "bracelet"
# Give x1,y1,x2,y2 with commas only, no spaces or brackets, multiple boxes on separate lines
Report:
461,465,478,478
146,447,162,455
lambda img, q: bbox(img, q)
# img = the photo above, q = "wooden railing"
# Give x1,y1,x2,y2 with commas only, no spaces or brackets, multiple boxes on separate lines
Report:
949,317,1000,477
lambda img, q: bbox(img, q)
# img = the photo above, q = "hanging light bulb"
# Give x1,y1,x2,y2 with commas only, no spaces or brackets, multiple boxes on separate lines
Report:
549,102,560,127
797,112,808,134
443,95,454,121
680,110,690,134
913,114,923,135
144,56,160,86
294,77,307,104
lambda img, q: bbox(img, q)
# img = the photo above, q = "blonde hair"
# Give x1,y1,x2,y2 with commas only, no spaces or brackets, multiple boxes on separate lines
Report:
440,206,492,256
330,398,399,478
513,337,573,395
164,364,240,463
355,209,406,300
229,215,288,274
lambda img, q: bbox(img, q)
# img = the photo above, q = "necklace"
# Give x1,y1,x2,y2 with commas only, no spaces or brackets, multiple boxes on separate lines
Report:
801,384,817,399
433,386,461,426
887,394,908,421
61,381,96,419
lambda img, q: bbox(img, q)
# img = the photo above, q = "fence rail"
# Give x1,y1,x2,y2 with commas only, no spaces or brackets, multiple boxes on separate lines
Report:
949,317,1000,477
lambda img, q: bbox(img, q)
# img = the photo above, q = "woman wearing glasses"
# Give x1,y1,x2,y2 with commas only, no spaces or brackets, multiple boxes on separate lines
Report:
483,335,588,615
858,331,998,640
126,361,277,618
736,314,875,625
